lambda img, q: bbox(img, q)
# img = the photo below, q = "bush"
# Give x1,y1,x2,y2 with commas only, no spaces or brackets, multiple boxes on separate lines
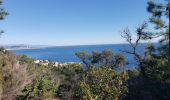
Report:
76,49,126,69
0,51,35,99
18,76,59,99
52,64,84,99
19,55,34,64
74,67,128,100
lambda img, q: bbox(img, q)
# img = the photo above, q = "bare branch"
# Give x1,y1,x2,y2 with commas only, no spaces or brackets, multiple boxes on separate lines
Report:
120,23,148,63
121,28,134,48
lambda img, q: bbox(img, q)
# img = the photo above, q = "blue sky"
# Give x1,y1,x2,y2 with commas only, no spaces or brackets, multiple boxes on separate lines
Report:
1,0,150,46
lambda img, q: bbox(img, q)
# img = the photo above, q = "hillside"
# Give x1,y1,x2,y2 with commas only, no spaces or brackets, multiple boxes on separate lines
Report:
0,45,49,50
0,48,129,99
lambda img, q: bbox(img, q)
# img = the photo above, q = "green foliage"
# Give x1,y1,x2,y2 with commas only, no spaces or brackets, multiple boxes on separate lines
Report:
0,0,8,35
19,76,59,99
53,64,84,99
75,51,92,67
74,67,128,100
144,57,170,81
19,55,34,64
76,49,126,69
147,0,169,59
147,0,168,29
0,1,9,97
0,0,8,19
0,49,36,99
0,48,127,100
127,68,170,100
142,0,170,82
123,1,170,99
1,0,169,99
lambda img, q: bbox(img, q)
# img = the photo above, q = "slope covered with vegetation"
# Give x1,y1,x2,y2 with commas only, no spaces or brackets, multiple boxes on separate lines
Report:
0,48,129,100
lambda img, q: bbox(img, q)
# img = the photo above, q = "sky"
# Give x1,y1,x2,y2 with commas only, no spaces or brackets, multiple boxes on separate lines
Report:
0,0,151,46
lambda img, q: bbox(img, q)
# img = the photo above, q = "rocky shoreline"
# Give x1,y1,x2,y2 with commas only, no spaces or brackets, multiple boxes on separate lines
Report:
34,59,81,67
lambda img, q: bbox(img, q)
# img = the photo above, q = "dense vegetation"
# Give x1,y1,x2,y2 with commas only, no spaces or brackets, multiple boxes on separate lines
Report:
0,0,169,100
0,49,129,100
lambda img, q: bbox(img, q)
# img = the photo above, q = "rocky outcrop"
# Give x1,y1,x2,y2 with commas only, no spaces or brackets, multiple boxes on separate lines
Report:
34,60,81,67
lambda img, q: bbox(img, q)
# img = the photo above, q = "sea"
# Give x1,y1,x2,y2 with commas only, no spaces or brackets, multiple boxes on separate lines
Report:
11,44,148,69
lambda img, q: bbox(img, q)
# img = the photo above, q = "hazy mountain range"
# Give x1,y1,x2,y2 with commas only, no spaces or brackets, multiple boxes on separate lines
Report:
0,44,50,50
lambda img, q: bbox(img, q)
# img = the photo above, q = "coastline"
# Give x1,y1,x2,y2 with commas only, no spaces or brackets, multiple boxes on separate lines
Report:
7,47,45,51
34,59,81,67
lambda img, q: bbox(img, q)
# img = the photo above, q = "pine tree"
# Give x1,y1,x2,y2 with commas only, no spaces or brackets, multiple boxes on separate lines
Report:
0,0,8,35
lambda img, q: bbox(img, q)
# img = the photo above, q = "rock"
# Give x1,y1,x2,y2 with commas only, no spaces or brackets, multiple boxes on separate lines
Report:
3,49,6,53
42,62,49,66
54,62,59,67
44,60,49,63
34,59,80,67
34,60,40,64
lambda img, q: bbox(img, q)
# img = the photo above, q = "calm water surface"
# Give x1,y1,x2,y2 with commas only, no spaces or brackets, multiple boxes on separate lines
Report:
11,44,147,69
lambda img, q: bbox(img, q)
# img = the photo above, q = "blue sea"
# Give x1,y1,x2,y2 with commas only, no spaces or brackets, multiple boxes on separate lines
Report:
11,44,147,69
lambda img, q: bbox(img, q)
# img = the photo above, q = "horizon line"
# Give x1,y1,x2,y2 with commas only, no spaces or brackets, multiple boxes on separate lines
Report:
0,42,158,47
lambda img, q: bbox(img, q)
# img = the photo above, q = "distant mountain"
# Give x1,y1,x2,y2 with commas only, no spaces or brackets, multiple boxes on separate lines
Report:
0,44,49,50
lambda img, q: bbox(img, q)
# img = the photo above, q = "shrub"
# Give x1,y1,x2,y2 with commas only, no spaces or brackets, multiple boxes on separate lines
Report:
53,63,84,99
19,55,34,64
18,76,59,99
74,67,128,100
